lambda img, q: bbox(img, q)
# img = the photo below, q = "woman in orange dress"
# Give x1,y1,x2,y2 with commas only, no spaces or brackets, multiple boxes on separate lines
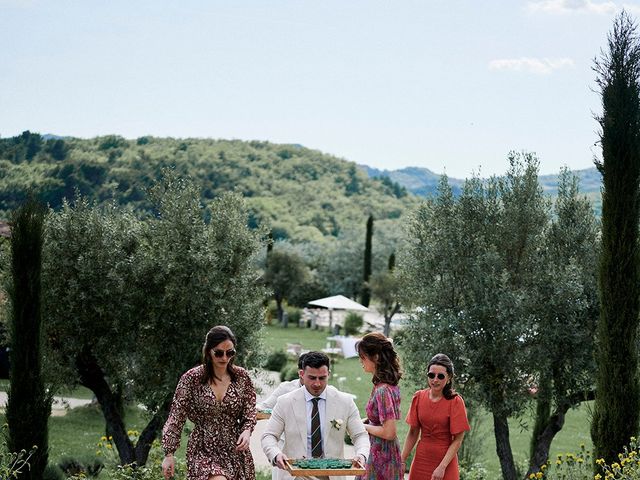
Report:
401,354,470,480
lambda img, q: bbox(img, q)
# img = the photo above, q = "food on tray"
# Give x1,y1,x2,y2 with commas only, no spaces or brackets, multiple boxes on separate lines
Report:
290,459,354,469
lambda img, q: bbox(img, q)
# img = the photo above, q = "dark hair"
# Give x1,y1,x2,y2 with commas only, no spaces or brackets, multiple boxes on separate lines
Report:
428,353,458,399
297,352,309,370
301,351,330,370
201,325,238,385
356,332,402,386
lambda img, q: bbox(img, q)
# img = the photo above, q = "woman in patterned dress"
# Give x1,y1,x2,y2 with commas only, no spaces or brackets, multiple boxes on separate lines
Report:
401,354,470,480
356,332,403,480
162,325,257,480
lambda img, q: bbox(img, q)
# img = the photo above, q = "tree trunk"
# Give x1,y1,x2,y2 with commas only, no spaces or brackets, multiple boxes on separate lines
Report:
275,295,284,326
493,413,517,480
527,390,595,479
134,399,172,466
526,407,566,479
76,349,135,465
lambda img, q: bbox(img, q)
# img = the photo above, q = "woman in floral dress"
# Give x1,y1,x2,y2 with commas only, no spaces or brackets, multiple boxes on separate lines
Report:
356,332,403,480
162,325,257,480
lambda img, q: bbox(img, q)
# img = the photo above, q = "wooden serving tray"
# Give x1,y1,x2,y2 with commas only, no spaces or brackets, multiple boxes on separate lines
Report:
256,411,271,420
285,459,365,476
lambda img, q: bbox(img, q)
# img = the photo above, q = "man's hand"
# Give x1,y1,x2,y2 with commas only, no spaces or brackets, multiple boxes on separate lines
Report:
274,453,289,470
235,429,251,451
352,454,366,467
162,455,175,479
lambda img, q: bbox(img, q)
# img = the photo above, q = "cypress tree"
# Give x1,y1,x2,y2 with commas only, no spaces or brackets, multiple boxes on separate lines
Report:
6,197,51,480
591,11,640,465
361,215,373,307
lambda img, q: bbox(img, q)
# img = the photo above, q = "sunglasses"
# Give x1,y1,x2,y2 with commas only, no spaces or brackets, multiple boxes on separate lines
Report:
427,372,447,380
213,349,236,358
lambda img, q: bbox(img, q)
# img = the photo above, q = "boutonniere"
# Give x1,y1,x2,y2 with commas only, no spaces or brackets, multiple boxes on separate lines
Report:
331,418,344,430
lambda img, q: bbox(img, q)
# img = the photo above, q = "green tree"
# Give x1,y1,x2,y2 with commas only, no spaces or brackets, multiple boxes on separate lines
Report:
399,154,550,480
361,215,373,307
526,168,599,477
42,172,266,466
6,197,51,480
371,253,401,337
264,246,309,326
591,11,640,465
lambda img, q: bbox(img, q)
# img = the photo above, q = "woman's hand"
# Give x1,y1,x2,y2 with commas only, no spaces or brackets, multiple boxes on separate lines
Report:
431,464,446,480
162,455,175,479
235,429,251,451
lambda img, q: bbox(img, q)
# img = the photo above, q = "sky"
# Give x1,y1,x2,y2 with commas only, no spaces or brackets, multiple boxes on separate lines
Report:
1,0,638,179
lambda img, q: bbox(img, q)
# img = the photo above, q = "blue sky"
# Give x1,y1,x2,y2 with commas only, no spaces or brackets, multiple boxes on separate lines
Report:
1,0,638,178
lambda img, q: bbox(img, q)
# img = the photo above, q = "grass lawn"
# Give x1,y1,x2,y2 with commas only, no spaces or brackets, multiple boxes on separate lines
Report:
262,324,594,478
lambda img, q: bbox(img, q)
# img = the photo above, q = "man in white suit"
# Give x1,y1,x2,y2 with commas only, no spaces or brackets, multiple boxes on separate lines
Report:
261,351,370,480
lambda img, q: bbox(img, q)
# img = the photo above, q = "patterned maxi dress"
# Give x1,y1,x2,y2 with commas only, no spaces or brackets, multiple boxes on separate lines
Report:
162,365,257,480
358,383,403,480
405,389,470,480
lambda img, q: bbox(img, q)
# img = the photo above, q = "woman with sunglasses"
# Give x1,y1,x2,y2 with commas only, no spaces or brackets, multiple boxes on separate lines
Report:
356,332,403,480
162,325,257,480
401,354,469,480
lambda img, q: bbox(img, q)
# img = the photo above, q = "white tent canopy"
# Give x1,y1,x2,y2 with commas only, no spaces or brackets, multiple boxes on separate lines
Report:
308,295,369,311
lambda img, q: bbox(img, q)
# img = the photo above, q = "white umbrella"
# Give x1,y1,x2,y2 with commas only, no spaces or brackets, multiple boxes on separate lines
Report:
308,295,369,311
307,295,369,331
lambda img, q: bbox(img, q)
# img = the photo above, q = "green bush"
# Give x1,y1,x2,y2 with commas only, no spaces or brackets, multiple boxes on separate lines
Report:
57,455,104,478
280,364,299,382
265,350,288,372
344,313,363,335
459,463,489,480
57,456,85,477
265,300,279,325
43,463,66,480
286,306,301,326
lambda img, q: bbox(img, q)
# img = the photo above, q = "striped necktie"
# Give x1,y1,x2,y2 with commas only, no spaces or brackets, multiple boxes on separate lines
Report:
311,397,323,458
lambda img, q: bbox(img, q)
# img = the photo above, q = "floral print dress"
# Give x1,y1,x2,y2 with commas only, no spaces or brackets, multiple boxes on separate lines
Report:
359,383,403,480
162,365,257,480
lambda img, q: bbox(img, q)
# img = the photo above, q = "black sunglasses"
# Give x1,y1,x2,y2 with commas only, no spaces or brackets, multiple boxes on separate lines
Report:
427,372,446,380
213,349,236,358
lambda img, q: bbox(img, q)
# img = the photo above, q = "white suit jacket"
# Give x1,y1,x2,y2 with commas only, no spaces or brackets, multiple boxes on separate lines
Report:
261,385,370,480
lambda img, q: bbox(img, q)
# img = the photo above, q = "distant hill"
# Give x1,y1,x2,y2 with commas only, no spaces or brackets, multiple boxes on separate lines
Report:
360,164,602,214
0,132,417,243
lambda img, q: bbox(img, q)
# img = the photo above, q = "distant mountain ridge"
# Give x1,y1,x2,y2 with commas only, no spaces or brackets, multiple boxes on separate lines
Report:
359,164,602,197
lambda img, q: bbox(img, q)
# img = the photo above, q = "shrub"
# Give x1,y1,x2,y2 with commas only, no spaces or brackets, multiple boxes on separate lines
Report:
459,463,489,480
57,456,85,477
43,464,66,480
265,350,288,372
344,313,363,335
265,300,279,325
285,306,301,326
280,364,299,382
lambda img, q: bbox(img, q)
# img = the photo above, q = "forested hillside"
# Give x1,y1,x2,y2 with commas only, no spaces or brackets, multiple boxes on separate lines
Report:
0,132,417,243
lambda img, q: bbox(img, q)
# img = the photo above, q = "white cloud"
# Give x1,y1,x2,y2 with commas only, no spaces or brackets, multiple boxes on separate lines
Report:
488,57,575,75
527,0,617,14
622,3,640,14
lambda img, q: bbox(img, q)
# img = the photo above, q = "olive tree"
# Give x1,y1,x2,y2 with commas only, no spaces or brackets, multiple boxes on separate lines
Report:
42,172,266,466
399,154,597,480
